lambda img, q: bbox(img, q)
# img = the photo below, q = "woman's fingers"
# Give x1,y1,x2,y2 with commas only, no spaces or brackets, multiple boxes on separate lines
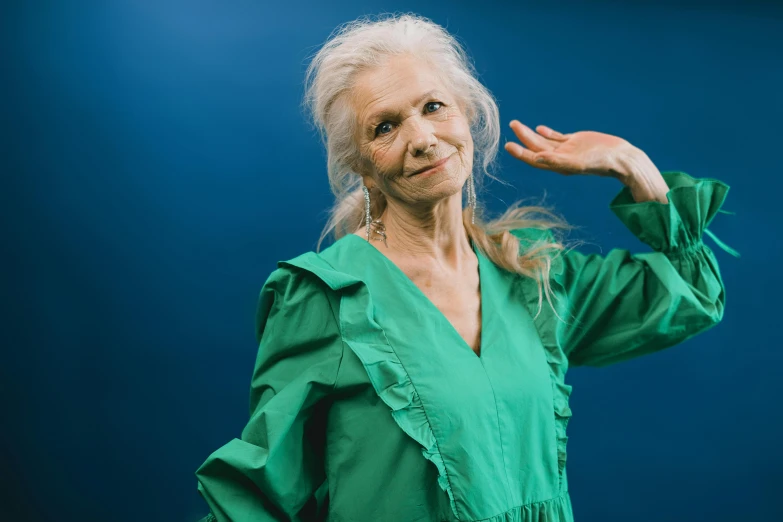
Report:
504,143,583,175
504,142,554,169
506,120,583,174
508,120,556,152
536,125,570,141
504,141,532,162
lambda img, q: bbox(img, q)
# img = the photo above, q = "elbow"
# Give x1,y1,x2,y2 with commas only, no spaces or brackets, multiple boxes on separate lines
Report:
688,264,727,331
705,279,727,327
684,285,726,335
712,290,726,325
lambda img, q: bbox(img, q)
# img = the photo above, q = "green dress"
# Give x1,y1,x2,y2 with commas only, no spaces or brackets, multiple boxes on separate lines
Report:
195,171,737,522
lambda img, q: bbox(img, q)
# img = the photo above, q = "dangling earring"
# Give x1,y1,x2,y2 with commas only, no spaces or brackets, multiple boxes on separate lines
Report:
467,174,477,224
362,185,388,246
362,185,371,239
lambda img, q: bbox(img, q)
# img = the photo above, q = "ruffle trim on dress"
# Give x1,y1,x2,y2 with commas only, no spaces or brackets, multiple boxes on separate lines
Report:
277,253,462,520
608,170,740,258
466,490,573,522
199,492,571,522
510,227,573,493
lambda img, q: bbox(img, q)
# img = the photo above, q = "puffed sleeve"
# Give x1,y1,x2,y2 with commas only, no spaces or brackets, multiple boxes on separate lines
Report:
194,265,344,521
548,171,738,368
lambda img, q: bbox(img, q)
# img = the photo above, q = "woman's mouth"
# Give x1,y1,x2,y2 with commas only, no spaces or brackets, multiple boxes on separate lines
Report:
409,154,452,177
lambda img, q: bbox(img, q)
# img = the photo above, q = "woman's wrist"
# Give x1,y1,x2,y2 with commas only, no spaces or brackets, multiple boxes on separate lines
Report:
610,147,670,204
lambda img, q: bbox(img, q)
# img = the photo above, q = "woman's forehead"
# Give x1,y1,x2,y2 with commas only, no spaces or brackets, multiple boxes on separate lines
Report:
354,58,450,108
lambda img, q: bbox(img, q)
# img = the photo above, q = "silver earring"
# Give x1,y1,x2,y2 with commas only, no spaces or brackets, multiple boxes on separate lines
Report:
363,185,372,240
362,185,388,246
467,174,477,224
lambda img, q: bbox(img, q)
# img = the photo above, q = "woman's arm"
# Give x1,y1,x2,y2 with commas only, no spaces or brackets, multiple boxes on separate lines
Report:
195,266,344,521
505,122,738,367
554,170,736,367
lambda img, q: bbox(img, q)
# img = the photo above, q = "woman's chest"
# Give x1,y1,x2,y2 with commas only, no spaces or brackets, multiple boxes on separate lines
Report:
330,278,564,517
422,286,482,356
372,275,554,413
402,260,483,356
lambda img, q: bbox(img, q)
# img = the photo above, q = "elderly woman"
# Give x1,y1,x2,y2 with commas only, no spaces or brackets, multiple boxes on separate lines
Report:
194,13,737,522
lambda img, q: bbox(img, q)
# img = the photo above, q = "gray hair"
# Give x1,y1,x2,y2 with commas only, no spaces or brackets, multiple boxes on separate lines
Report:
301,12,501,247
300,12,574,320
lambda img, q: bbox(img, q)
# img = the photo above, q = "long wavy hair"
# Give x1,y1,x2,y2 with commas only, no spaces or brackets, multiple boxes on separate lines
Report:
301,12,578,318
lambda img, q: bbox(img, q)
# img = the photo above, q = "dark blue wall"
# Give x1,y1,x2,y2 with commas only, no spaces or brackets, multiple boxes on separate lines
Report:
3,1,780,521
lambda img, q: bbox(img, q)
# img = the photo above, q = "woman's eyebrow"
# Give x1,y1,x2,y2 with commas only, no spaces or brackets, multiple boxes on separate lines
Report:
366,89,444,125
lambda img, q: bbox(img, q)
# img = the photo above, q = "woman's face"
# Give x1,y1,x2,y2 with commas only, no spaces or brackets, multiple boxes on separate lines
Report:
351,54,474,208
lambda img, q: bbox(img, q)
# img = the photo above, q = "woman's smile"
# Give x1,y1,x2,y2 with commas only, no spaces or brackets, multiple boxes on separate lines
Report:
409,153,453,178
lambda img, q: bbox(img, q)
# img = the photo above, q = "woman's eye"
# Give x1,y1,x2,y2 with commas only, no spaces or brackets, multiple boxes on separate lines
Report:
374,102,443,137
376,122,393,136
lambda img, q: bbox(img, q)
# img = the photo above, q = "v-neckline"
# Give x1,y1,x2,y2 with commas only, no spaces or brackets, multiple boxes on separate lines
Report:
345,233,487,361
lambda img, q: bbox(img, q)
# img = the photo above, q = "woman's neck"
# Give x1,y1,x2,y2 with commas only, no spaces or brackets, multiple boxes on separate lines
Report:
371,194,473,269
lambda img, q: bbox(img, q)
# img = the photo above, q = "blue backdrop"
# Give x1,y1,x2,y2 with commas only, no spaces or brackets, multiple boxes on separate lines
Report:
3,1,781,521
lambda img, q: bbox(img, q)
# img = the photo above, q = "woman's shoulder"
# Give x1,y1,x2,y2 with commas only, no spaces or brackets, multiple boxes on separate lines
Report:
263,234,364,298
255,248,348,344
255,235,369,343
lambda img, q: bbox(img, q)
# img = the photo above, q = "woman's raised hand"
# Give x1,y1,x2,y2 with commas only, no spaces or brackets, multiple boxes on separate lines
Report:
504,120,671,203
503,120,637,179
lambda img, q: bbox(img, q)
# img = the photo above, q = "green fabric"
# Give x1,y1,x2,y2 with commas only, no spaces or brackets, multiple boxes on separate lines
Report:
195,171,734,521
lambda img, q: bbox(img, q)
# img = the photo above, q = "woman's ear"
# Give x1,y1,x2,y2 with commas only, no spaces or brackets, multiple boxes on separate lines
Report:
353,156,374,180
350,152,380,192
355,167,376,191
362,174,374,189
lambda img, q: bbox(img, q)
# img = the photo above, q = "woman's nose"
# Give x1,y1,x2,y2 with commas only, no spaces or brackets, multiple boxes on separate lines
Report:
407,121,438,156
408,127,438,156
